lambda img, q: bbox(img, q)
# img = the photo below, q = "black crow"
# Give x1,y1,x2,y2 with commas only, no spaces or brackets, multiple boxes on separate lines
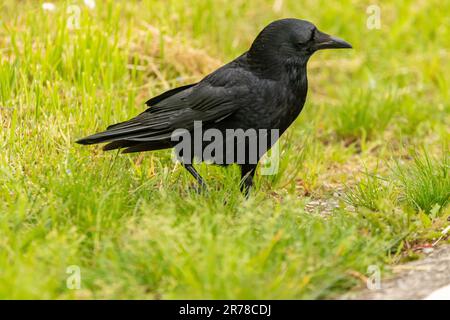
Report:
77,18,351,195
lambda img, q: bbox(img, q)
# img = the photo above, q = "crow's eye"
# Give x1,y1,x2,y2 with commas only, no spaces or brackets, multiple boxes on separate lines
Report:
296,38,309,47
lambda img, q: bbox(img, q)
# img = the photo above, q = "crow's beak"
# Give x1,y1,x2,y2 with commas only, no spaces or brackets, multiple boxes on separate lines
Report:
313,30,352,51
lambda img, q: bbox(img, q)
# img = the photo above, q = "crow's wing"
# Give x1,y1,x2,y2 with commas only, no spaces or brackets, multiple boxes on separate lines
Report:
76,63,250,146
104,83,197,131
144,83,197,107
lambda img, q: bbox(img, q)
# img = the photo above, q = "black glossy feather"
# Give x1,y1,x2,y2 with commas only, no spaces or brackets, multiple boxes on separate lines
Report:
145,83,197,106
76,68,246,145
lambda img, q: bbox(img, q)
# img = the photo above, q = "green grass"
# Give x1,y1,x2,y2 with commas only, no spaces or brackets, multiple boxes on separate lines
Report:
395,152,449,214
343,151,449,214
332,90,397,143
0,0,449,299
343,168,394,211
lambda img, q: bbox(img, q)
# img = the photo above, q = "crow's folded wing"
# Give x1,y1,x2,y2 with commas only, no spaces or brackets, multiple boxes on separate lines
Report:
144,83,197,107
107,84,242,142
76,65,249,145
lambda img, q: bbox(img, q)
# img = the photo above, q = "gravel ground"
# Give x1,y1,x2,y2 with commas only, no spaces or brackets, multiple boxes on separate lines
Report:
343,245,450,300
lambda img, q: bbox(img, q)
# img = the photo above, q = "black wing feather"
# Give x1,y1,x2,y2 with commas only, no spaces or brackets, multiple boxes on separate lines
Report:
145,83,197,107
76,61,249,149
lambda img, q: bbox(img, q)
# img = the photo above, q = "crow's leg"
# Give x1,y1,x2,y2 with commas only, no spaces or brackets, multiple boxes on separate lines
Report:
181,163,208,191
240,164,257,197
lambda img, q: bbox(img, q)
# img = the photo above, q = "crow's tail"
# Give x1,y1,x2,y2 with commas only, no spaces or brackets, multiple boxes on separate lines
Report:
76,119,173,153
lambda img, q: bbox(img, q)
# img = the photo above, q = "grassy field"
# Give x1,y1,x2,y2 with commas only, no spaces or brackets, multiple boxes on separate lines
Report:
0,0,449,299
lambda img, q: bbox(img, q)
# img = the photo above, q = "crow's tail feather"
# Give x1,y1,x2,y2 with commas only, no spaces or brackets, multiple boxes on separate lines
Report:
76,118,173,153
75,119,143,145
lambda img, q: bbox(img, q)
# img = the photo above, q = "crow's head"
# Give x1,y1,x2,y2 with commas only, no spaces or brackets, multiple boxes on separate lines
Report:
249,18,351,68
